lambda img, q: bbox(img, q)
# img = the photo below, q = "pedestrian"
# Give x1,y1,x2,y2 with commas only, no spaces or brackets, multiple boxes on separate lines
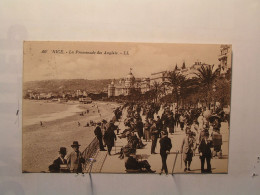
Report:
159,131,172,174
94,122,106,151
144,118,151,142
103,121,117,155
197,113,204,130
211,124,222,158
135,118,144,139
49,147,69,173
150,120,159,154
198,131,213,173
156,116,163,138
181,129,196,172
191,120,200,153
67,141,85,173
179,113,186,130
176,111,181,127
168,113,175,134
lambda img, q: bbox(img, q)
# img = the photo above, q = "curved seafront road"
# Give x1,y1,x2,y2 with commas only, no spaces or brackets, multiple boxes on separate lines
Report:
99,107,229,174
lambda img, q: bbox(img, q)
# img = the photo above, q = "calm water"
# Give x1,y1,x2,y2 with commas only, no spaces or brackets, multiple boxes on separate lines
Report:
22,100,83,126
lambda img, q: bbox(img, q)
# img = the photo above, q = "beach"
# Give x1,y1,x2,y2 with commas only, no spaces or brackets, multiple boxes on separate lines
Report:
22,100,119,172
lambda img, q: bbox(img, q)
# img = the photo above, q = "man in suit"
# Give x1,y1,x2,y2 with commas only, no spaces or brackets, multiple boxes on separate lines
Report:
156,116,163,138
137,118,144,140
181,129,196,172
103,121,117,155
94,122,106,151
159,131,172,174
150,120,159,154
198,131,213,173
49,147,69,173
67,141,85,173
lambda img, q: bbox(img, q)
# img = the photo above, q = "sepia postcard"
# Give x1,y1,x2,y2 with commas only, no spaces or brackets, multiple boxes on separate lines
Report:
23,41,231,174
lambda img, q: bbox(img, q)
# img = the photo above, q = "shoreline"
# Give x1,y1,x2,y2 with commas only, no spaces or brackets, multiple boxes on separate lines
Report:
22,100,120,172
22,99,86,127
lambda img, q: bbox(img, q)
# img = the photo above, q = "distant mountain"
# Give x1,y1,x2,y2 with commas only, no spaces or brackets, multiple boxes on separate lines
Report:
23,79,112,94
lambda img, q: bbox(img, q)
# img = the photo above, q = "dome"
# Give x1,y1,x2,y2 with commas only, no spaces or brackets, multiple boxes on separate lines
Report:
126,72,134,80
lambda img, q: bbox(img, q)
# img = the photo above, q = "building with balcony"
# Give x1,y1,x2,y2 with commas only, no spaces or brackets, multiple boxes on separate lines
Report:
108,70,150,97
218,45,232,74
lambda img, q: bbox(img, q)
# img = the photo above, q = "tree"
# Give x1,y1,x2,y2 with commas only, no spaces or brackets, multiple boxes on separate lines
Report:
165,71,186,94
164,71,186,108
175,63,178,70
195,65,220,109
182,61,186,69
150,81,163,103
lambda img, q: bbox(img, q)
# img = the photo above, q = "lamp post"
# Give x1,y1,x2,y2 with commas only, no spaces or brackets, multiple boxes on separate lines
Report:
213,84,216,112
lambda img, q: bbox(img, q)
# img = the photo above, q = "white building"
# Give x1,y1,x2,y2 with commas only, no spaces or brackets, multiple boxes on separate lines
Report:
218,45,232,74
108,70,150,97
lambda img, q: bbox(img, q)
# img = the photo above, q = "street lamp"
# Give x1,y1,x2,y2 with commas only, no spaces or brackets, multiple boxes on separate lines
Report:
213,84,216,112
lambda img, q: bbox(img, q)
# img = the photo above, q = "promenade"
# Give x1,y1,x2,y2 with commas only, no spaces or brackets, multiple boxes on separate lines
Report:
90,107,229,174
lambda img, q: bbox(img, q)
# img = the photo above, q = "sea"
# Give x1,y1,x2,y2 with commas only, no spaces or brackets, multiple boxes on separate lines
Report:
22,99,84,126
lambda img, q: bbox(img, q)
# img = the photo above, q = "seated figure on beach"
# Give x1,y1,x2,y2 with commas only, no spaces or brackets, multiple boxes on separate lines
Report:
49,147,69,173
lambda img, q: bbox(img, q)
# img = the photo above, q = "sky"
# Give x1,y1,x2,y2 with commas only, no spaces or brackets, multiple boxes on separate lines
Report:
23,41,223,82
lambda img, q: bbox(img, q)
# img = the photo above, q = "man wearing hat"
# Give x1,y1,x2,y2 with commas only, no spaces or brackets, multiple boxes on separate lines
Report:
67,141,85,173
159,131,172,174
181,128,196,172
103,121,117,155
49,147,69,173
94,122,106,151
198,131,213,173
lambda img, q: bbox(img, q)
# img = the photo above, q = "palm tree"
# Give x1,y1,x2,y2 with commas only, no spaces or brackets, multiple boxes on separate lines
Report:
162,71,187,109
151,81,163,103
195,64,220,109
165,71,185,95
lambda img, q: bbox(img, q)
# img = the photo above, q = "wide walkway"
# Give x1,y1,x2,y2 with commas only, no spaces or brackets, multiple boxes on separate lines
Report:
100,108,229,174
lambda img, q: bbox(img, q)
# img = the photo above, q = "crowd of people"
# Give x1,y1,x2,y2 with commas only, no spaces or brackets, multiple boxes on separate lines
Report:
49,101,228,174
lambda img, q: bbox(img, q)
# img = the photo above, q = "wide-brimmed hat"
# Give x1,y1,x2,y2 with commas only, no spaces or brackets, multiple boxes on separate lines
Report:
71,141,81,147
161,131,168,136
59,147,67,155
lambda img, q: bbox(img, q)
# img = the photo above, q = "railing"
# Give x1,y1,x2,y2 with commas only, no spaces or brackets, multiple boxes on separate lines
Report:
82,137,99,172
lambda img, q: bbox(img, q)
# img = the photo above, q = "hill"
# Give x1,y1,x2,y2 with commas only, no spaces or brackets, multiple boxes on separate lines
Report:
23,79,112,94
